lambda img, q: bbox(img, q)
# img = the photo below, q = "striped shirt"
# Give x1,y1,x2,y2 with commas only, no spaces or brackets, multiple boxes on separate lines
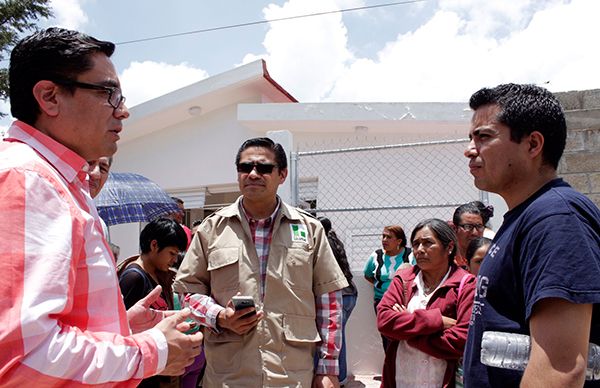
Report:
0,121,167,387
185,199,342,376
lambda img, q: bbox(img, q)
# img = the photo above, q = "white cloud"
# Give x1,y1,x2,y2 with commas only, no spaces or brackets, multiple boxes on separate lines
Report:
438,0,548,37
244,0,600,102
327,10,493,102
247,0,599,102
241,0,354,101
49,0,88,29
119,61,209,107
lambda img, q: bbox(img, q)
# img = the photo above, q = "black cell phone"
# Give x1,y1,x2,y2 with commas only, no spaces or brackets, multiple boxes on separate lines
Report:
231,296,256,317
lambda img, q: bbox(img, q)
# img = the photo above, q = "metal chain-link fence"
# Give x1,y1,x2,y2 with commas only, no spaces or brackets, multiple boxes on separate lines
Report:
291,138,483,271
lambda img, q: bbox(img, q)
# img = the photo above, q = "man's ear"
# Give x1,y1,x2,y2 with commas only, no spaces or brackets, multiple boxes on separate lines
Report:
527,131,545,160
32,80,61,117
279,168,288,184
150,239,159,253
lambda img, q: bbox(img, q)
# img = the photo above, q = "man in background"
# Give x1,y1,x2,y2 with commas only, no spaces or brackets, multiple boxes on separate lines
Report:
88,155,112,239
171,196,192,249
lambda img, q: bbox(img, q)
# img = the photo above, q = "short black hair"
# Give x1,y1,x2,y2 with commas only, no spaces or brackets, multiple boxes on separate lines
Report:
453,201,494,226
235,137,287,170
466,237,492,264
410,218,458,263
139,218,188,254
469,83,566,169
9,27,115,125
191,218,203,228
318,216,332,234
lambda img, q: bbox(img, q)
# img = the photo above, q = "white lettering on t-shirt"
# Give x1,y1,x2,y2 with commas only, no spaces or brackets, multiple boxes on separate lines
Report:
488,243,500,258
476,275,489,298
470,275,489,325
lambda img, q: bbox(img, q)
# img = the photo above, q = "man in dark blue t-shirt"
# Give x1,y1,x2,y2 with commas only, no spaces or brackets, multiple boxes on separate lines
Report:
462,83,600,387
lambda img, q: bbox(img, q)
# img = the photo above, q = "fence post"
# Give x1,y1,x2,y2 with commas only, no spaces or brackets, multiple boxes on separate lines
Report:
290,151,299,207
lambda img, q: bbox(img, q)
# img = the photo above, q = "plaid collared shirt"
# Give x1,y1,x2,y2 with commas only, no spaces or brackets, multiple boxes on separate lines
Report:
245,201,277,301
185,198,342,376
0,121,166,387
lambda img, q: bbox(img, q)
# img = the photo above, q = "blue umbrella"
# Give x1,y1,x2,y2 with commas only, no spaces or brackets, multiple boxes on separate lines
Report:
94,172,180,226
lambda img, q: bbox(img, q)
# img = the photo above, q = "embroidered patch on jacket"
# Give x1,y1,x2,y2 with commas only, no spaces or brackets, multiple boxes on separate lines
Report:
290,224,308,243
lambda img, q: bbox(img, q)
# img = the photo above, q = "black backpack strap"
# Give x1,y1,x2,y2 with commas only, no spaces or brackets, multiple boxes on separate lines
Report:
374,249,385,289
119,266,152,295
402,247,412,263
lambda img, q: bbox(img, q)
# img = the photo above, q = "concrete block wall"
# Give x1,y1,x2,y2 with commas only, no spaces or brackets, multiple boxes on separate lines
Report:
555,89,600,207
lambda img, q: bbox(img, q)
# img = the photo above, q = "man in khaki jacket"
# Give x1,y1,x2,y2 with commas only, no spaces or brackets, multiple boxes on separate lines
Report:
174,137,348,387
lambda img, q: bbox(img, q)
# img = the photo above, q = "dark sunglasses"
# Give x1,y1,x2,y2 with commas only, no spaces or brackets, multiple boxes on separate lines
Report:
236,162,277,174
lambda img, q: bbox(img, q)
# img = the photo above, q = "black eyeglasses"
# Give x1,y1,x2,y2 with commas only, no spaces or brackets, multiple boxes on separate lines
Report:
236,162,277,175
52,79,126,110
458,223,485,232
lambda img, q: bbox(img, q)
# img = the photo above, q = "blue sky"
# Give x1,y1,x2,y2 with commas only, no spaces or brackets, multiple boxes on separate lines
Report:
2,0,599,132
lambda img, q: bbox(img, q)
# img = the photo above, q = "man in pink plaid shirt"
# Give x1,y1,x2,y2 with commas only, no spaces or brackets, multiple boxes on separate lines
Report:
0,27,202,386
175,137,348,387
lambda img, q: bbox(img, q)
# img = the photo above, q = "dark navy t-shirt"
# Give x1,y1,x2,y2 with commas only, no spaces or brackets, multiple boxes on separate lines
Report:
463,179,600,387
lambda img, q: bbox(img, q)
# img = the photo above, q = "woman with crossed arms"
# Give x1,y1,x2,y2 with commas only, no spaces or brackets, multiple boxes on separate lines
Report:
377,219,475,388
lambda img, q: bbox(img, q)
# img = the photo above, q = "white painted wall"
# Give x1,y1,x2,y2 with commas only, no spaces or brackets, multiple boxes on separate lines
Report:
346,273,386,375
114,104,250,189
109,223,141,264
267,130,294,204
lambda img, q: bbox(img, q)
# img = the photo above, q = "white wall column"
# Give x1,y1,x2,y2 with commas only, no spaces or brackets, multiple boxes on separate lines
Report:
267,130,293,204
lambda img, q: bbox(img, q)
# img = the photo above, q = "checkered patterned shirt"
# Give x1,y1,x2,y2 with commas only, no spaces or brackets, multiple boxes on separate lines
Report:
185,198,342,376
245,201,277,301
0,121,167,386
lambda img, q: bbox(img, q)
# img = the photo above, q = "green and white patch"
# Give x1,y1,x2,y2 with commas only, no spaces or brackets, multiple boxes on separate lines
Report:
290,224,308,243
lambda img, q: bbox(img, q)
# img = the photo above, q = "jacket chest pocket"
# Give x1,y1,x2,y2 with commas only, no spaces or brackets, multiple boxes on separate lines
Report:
207,247,240,294
284,244,313,291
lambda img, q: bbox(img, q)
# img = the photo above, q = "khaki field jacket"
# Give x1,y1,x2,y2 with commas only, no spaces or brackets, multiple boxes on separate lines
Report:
174,197,347,387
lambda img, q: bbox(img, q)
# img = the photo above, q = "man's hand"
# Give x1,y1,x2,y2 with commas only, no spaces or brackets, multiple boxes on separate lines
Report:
217,298,263,335
128,285,177,333
392,303,406,312
155,309,204,376
312,374,340,388
441,315,457,329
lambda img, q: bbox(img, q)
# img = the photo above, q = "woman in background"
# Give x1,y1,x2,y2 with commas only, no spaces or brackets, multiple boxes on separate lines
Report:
465,237,492,276
377,219,475,387
364,225,412,351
